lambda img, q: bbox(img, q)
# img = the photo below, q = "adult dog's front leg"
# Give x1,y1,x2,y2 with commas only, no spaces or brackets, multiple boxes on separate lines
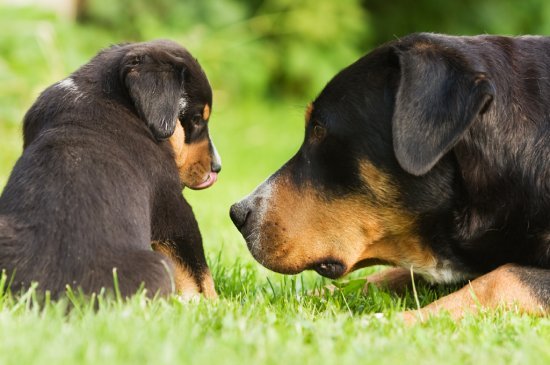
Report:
402,264,548,323
363,267,423,294
151,193,217,299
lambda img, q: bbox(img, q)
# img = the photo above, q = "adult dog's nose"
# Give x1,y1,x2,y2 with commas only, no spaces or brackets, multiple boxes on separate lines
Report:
229,200,250,231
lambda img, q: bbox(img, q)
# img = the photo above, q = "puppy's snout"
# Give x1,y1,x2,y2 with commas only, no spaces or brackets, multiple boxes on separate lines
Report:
211,161,222,173
210,141,222,173
229,200,251,231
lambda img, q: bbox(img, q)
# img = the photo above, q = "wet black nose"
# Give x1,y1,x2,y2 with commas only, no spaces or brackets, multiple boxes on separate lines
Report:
211,161,222,173
229,201,250,231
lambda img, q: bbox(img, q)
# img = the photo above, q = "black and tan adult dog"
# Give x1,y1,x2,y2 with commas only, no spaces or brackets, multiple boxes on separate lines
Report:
230,33,550,321
0,40,220,299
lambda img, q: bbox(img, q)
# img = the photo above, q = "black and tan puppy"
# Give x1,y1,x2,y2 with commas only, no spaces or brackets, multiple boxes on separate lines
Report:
0,40,220,298
230,33,549,321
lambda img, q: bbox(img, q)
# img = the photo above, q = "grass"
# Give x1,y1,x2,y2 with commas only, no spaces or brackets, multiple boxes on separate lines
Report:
0,267,549,365
0,6,549,365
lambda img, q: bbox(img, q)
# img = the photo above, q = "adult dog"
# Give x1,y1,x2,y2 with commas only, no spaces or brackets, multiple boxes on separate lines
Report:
0,40,220,298
230,33,549,321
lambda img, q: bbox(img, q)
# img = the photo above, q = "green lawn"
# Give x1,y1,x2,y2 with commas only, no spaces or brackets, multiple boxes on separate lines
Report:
0,6,549,365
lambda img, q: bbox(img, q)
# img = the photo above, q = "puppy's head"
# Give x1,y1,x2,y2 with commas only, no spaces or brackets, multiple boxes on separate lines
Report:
230,34,494,280
121,40,221,189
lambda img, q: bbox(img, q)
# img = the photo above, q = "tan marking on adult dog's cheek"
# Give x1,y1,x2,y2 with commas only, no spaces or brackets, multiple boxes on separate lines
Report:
305,102,314,125
203,104,210,121
359,162,399,203
358,233,436,271
356,161,437,270
151,241,200,296
251,173,384,274
251,163,437,278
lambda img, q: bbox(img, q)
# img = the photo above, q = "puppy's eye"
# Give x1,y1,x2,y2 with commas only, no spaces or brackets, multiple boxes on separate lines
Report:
312,122,326,140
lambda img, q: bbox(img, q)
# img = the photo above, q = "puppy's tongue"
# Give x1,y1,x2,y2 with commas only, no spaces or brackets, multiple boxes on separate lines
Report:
189,172,218,190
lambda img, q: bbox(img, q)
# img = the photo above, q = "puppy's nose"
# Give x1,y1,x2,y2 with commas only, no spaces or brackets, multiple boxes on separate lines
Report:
229,200,250,231
211,161,222,173
210,140,222,173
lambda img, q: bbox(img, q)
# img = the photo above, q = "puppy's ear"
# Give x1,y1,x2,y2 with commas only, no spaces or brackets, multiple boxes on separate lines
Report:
124,54,184,140
391,45,494,175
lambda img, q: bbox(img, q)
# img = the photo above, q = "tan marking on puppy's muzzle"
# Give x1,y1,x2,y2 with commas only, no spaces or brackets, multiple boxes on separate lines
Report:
169,120,217,189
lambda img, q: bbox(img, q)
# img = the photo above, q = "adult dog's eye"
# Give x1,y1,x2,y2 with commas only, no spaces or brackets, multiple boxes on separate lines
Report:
312,122,326,140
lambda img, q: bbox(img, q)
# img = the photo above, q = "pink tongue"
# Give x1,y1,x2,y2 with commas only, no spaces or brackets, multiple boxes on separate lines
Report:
191,172,218,190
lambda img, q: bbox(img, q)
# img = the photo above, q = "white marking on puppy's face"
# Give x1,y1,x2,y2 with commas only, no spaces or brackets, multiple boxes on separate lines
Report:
179,97,188,116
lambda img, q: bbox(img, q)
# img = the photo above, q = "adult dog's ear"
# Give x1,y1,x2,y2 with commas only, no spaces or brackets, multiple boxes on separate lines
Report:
123,53,184,141
391,45,495,176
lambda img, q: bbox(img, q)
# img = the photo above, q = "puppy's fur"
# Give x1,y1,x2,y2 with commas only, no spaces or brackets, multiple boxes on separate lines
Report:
0,40,220,298
231,33,549,321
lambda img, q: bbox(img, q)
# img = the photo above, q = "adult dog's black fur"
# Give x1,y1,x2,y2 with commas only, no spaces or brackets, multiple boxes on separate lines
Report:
0,40,220,298
231,33,549,320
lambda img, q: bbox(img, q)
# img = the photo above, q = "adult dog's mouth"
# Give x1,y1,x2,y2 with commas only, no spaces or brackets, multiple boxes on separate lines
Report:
189,172,218,190
309,260,347,279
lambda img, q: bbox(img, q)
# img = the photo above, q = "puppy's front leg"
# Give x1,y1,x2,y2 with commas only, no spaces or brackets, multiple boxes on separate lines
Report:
151,193,217,299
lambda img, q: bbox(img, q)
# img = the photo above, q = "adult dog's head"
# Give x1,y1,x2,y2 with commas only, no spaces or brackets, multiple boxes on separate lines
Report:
230,33,495,280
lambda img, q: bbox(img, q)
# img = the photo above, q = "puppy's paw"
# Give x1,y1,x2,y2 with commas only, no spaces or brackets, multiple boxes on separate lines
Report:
199,271,218,299
176,291,201,303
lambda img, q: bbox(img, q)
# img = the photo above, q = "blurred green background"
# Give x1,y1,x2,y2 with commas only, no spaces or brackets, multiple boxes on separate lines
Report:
1,0,550,268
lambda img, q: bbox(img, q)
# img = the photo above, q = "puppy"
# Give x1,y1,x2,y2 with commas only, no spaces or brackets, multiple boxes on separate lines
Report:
231,33,549,321
0,40,220,298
